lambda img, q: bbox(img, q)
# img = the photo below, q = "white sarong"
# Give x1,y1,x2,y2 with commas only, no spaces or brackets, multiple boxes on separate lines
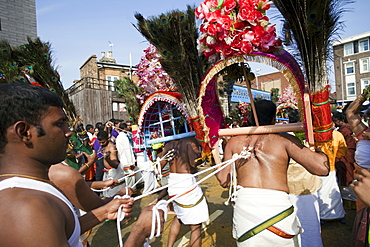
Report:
289,193,322,247
317,170,346,220
168,173,209,225
233,187,301,247
103,166,125,198
355,140,370,169
136,152,158,194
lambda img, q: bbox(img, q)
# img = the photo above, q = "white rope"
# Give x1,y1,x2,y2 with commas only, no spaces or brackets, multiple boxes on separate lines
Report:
91,150,175,193
91,167,147,192
112,148,251,247
225,156,238,206
114,194,131,247
142,147,252,243
153,149,175,183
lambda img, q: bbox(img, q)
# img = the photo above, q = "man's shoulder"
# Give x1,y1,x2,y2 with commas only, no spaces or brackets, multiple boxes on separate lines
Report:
0,187,72,244
0,187,63,211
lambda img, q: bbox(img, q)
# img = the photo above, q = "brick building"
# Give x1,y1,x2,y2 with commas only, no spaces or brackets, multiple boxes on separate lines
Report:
253,71,290,94
333,31,370,105
66,51,138,125
232,70,290,100
0,0,37,46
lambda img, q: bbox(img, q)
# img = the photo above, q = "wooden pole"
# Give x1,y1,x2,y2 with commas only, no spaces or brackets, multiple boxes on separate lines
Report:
304,92,315,146
242,62,259,126
218,122,304,136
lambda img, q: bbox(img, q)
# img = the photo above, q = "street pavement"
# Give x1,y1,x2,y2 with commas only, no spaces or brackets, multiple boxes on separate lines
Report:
87,166,356,247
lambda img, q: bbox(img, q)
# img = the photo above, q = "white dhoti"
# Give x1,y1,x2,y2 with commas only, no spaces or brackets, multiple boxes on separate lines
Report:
289,193,322,247
122,166,138,190
103,167,126,197
136,159,158,194
355,140,370,169
317,170,346,220
233,187,301,247
287,161,323,247
168,173,209,225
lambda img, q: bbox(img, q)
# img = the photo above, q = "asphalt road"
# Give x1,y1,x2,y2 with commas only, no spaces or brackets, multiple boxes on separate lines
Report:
87,166,356,247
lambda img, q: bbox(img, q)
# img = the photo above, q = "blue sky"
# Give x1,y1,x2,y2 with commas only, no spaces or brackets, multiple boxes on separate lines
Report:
36,0,370,89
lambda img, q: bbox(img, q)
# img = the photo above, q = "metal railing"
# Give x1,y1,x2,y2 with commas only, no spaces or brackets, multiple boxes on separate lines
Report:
66,77,117,95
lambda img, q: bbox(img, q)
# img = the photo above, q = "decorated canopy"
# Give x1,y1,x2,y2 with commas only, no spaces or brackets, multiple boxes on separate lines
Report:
137,91,195,148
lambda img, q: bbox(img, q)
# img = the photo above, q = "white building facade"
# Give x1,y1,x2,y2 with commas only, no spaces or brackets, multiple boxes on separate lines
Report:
333,31,370,105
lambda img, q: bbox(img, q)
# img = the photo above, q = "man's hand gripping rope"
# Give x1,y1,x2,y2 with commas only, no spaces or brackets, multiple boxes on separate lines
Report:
91,149,175,193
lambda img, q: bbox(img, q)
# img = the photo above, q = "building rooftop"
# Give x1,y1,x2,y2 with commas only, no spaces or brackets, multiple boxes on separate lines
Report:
332,31,370,46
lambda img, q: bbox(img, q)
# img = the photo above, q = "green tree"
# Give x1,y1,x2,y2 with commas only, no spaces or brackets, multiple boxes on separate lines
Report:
114,77,142,123
270,88,280,104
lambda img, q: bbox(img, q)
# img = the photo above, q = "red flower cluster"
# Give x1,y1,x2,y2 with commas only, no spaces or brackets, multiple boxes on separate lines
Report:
195,0,282,62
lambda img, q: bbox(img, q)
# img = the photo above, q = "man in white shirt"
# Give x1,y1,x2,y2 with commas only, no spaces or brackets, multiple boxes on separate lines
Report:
116,122,137,193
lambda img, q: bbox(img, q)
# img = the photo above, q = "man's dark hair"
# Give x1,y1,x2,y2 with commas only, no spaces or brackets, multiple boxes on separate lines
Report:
332,112,347,123
0,83,64,151
86,124,93,131
110,119,120,125
95,122,103,129
97,130,109,140
119,122,128,130
288,109,300,124
247,100,276,126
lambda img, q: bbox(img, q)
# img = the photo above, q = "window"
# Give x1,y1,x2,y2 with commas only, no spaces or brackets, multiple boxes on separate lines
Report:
344,43,354,56
106,75,119,91
347,82,356,96
112,102,118,112
119,103,126,112
361,78,370,92
345,62,355,75
360,58,370,73
359,39,369,53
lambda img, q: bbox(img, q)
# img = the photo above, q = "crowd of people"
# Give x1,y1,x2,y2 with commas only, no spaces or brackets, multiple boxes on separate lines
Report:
2,82,370,247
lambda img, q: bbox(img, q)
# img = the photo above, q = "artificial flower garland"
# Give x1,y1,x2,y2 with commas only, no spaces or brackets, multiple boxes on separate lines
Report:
195,0,282,62
133,44,177,103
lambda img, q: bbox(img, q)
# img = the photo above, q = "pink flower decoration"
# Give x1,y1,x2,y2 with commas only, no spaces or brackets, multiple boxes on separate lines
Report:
133,44,177,102
195,0,281,61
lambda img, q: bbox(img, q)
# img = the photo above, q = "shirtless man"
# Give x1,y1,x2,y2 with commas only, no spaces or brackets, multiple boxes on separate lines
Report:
217,100,329,247
0,83,161,247
96,130,127,197
158,136,209,247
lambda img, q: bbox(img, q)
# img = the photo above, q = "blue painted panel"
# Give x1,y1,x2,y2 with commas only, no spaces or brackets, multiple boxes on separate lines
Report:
230,85,271,103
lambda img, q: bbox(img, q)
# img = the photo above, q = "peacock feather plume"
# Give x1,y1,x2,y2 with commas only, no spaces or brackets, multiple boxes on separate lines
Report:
134,6,210,118
273,0,352,92
0,37,76,121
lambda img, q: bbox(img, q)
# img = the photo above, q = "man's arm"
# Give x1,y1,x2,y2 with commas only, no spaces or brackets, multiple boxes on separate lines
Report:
49,163,106,211
124,206,165,247
157,142,173,168
346,86,370,136
283,134,329,176
79,197,134,233
78,150,97,174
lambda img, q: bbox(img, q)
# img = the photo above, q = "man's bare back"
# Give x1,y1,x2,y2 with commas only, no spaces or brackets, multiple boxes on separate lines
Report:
160,137,202,174
219,133,329,193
